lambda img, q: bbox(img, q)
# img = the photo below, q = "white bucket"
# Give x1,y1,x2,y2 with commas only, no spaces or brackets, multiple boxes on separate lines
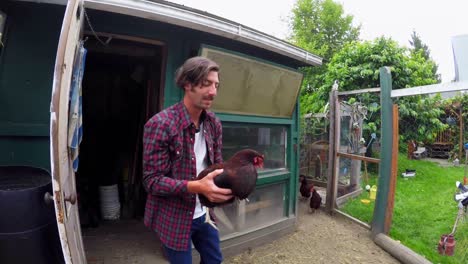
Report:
99,184,120,220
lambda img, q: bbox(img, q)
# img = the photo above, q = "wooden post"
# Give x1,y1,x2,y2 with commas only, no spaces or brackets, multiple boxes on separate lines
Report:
326,82,339,212
459,106,463,160
384,104,399,234
372,67,393,236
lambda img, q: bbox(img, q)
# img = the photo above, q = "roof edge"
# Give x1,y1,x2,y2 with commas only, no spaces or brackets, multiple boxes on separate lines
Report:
82,0,322,66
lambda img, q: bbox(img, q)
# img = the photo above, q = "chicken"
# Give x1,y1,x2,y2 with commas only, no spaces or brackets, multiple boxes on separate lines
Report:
197,149,264,208
299,174,312,200
309,187,322,213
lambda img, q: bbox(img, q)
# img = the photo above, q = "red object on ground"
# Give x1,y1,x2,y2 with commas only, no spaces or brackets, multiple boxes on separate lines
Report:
438,234,455,256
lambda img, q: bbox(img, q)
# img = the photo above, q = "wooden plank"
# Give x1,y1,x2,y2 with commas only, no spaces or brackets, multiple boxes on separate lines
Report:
374,234,432,264
337,152,380,164
459,107,463,159
391,80,468,98
384,105,399,234
332,91,341,211
333,209,371,230
338,87,380,96
336,188,363,208
83,30,165,46
326,83,338,212
372,67,393,236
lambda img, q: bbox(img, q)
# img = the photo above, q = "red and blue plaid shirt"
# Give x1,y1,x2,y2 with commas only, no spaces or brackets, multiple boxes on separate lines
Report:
142,101,223,251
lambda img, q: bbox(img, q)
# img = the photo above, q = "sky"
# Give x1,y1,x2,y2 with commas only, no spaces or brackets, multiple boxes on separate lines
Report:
168,0,468,83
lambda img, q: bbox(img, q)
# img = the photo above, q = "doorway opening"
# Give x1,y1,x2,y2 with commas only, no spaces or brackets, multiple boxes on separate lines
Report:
76,33,166,262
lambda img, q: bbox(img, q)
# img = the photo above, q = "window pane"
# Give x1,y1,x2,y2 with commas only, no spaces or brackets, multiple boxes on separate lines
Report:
217,182,285,237
200,47,303,118
222,124,287,170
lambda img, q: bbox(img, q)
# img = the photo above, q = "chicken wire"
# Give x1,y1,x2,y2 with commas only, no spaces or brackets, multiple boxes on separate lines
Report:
299,92,382,208
336,93,382,200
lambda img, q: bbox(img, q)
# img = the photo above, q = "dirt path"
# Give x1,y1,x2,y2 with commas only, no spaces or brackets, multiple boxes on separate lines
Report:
224,201,400,264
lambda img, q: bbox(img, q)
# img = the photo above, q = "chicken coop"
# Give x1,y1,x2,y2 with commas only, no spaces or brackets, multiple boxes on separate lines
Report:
0,0,321,263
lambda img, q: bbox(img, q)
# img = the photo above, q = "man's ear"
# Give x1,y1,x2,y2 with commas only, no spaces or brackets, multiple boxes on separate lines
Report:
183,82,191,92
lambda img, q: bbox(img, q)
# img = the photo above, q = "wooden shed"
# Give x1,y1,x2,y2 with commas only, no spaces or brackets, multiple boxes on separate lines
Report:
0,0,321,262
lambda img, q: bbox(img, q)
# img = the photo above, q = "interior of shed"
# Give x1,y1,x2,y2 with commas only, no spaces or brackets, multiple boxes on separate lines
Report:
75,33,163,229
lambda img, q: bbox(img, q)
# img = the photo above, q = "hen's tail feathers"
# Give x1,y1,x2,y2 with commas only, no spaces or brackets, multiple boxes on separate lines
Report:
204,207,218,230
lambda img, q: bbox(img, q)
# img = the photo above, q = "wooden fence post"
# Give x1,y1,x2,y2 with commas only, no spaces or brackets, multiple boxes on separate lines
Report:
326,82,339,212
372,67,393,236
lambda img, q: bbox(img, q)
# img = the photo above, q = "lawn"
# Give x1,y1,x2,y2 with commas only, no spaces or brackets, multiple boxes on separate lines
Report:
340,154,468,264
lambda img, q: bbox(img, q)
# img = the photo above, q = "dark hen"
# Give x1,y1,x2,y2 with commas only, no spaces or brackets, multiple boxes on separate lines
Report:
309,187,322,213
299,174,312,200
197,149,264,208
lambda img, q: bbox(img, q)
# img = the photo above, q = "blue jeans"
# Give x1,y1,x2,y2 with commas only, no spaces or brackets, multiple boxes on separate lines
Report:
163,214,223,264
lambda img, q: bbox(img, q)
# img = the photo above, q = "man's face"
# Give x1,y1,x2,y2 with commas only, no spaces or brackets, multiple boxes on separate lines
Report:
185,71,219,110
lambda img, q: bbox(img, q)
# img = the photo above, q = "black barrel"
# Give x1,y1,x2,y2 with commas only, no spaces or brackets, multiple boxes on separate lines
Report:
0,166,64,264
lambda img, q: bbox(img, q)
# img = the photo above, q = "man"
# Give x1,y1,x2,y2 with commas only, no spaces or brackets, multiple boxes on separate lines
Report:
142,57,232,264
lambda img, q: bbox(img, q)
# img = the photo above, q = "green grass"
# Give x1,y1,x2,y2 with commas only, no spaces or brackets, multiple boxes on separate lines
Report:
341,154,468,264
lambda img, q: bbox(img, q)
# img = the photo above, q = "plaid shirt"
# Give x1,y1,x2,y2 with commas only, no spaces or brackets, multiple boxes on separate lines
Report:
142,101,223,251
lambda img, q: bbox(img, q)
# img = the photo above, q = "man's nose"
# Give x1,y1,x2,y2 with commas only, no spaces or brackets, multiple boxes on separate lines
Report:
208,84,217,96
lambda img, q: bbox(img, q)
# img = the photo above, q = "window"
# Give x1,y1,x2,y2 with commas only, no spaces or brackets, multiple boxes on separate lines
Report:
222,123,287,170
200,46,303,118
217,182,286,237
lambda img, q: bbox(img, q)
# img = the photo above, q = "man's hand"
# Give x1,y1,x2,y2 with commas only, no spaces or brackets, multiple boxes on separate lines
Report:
187,169,233,203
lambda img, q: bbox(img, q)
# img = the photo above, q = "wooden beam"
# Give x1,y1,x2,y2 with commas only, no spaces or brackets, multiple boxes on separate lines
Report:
326,83,339,212
338,87,380,96
384,104,399,234
391,80,468,98
459,107,463,160
333,209,371,230
336,152,380,164
372,67,393,237
374,233,432,264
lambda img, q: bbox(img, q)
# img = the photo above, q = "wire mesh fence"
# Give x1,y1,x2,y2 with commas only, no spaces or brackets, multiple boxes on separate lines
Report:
299,89,382,218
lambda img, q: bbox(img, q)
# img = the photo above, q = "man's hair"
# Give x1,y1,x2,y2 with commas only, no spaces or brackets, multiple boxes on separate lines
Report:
175,56,219,89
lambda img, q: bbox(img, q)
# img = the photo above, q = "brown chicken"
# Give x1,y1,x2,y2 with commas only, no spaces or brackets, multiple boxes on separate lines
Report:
299,174,313,200
309,187,322,213
197,149,264,208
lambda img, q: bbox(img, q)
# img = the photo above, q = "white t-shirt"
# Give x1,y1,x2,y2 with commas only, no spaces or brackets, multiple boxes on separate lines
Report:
193,123,208,219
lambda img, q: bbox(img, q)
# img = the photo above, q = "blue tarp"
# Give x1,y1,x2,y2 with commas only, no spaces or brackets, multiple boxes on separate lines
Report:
68,42,87,172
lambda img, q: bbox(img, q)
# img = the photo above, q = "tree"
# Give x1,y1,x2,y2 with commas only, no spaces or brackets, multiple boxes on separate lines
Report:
289,0,360,109
302,37,439,114
289,0,360,61
409,30,441,82
302,37,444,147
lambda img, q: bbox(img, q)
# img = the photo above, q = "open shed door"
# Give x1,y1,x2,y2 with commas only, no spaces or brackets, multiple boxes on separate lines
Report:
50,0,86,263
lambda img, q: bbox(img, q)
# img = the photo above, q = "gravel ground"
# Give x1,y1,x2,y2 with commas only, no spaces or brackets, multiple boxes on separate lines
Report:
224,200,401,264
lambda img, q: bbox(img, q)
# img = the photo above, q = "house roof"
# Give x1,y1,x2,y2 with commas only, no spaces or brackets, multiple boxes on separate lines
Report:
15,0,322,66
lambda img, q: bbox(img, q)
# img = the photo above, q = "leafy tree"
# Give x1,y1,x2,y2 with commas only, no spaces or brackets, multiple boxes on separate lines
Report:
304,37,439,114
289,0,360,61
289,0,360,109
409,30,441,82
301,37,443,147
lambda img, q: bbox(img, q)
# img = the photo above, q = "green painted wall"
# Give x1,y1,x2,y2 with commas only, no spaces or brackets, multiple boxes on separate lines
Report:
0,2,65,170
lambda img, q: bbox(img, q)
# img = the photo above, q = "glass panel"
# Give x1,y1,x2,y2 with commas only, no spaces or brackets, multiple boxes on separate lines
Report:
200,47,303,118
217,183,285,237
222,124,287,170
